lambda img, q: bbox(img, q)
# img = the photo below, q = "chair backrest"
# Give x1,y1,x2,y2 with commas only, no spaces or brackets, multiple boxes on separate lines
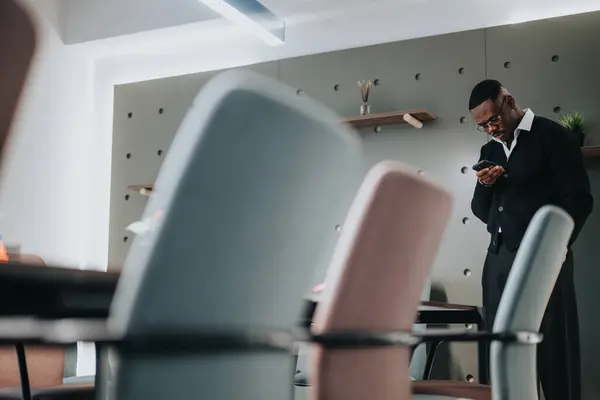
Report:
106,70,363,400
0,254,66,388
310,161,453,400
0,1,36,160
491,205,574,400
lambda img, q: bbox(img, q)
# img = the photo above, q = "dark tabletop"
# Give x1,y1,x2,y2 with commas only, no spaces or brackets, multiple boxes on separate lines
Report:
0,263,119,319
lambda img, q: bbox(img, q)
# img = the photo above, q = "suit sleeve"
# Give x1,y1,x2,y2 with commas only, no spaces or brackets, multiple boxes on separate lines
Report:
546,123,594,246
471,146,495,224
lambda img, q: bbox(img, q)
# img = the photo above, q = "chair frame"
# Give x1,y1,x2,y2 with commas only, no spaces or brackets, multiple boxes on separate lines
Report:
3,323,541,368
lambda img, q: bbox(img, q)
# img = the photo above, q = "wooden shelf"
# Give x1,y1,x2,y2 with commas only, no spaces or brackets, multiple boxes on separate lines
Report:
128,143,597,196
343,108,436,129
582,145,600,157
127,184,153,196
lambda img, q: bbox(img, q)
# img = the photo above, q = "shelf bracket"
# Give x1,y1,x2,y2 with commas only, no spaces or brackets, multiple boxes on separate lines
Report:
403,113,423,129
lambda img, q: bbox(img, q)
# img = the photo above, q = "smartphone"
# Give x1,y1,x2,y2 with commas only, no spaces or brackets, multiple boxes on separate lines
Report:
472,160,499,172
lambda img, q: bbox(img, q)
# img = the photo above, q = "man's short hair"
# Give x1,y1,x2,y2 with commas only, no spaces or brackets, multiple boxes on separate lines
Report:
468,79,503,110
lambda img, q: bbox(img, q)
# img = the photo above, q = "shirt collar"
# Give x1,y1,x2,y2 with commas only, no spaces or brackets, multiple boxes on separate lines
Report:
492,108,535,144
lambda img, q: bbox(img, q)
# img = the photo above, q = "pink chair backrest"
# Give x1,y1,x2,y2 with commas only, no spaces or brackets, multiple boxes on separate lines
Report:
310,161,452,400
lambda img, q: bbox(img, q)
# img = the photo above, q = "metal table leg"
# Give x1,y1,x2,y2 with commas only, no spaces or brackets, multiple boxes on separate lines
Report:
477,307,489,385
423,340,442,380
15,343,31,400
95,343,102,388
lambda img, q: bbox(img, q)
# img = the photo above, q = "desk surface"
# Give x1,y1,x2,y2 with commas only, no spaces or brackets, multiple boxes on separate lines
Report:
0,264,479,319
0,263,119,319
304,292,478,312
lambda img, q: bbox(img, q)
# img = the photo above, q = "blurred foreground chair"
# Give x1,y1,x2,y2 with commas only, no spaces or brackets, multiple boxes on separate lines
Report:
101,69,364,400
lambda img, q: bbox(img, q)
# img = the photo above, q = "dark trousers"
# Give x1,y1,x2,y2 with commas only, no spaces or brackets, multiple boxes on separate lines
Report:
482,240,581,400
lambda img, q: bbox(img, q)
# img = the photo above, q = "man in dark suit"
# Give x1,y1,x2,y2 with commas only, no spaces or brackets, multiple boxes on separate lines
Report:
469,79,593,400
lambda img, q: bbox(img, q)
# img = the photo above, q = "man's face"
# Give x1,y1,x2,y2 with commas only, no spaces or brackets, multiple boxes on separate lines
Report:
471,96,514,141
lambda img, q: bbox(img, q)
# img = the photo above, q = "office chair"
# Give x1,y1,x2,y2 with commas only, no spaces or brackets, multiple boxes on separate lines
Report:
103,69,364,400
412,205,574,399
310,161,453,400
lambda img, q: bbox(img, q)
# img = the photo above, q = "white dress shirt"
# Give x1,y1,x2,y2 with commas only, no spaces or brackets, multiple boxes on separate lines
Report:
491,108,535,159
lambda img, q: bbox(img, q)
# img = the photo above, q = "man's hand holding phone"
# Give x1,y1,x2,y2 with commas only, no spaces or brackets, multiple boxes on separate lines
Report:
477,165,505,186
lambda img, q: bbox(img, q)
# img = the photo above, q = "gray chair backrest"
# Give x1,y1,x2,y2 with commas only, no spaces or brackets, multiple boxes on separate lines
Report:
491,205,574,400
106,70,363,400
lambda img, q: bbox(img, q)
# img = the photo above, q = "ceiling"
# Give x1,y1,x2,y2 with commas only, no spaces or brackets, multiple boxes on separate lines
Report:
258,0,410,19
41,0,432,44
38,0,600,46
56,0,219,44
28,0,600,87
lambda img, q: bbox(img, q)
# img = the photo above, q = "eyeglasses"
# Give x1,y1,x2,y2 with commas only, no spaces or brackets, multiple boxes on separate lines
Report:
476,97,506,132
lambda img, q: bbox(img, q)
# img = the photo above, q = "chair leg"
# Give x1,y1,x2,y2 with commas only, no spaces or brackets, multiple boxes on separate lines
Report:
477,307,490,385
95,343,102,388
423,340,442,380
15,343,31,400
292,353,299,400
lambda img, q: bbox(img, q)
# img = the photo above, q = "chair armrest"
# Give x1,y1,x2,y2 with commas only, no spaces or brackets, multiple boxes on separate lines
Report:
414,329,542,345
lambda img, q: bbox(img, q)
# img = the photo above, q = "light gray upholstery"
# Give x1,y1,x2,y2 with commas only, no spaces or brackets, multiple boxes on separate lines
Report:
491,205,574,400
412,205,573,399
104,70,363,400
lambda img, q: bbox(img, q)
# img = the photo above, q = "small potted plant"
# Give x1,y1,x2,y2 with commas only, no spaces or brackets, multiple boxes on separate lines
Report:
557,112,585,147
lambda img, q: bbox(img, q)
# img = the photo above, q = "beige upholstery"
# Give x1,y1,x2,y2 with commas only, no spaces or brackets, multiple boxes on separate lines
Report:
310,161,453,400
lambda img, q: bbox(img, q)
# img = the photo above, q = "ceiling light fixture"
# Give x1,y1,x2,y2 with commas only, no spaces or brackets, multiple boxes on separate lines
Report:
198,0,285,46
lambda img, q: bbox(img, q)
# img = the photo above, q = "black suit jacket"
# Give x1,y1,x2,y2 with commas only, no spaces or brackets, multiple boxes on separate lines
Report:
471,115,593,251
